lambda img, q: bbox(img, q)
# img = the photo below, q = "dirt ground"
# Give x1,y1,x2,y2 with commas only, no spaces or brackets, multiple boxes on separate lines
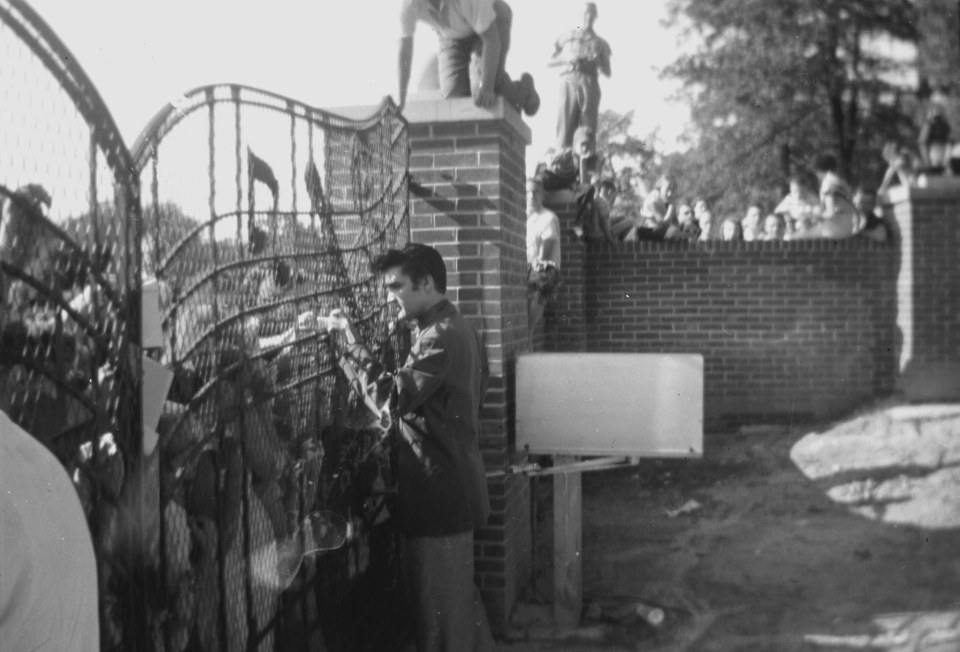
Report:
495,401,960,652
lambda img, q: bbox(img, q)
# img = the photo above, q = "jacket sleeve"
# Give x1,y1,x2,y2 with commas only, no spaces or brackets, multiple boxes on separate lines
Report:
394,330,450,415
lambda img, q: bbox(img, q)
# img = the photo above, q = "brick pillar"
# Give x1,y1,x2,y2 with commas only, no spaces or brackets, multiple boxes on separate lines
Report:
404,98,532,635
542,197,588,352
888,180,960,400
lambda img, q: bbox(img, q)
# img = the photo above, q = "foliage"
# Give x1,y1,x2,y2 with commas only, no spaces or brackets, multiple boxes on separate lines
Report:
595,109,659,217
661,0,919,216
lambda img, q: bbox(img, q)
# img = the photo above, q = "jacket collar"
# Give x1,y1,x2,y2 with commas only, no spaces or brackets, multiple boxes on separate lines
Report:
414,297,454,332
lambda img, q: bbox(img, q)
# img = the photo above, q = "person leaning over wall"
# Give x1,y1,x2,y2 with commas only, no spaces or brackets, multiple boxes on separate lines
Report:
786,153,861,240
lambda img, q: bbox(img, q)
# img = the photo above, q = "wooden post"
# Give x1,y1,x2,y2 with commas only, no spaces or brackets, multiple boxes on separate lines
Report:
553,454,582,628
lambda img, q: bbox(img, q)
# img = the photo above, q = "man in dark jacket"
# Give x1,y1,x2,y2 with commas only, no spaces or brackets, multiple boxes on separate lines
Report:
326,243,493,651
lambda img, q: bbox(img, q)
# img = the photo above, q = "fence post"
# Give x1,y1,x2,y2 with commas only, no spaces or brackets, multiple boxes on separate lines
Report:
889,180,960,400
403,97,532,636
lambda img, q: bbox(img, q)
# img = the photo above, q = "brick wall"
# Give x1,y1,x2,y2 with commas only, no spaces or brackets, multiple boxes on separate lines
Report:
889,180,960,399
403,99,532,635
545,198,901,427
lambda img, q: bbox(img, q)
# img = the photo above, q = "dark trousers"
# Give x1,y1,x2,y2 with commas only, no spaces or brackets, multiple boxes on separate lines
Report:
402,531,494,652
557,72,601,149
436,0,527,111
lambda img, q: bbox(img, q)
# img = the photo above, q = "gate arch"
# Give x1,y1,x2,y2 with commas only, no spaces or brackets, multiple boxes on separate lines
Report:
0,0,145,649
132,84,410,650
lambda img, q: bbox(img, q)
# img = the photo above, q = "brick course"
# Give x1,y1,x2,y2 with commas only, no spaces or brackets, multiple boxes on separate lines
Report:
888,181,960,399
545,200,901,427
404,99,532,635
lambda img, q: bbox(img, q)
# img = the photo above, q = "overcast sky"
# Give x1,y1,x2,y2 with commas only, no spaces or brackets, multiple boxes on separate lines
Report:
28,0,689,163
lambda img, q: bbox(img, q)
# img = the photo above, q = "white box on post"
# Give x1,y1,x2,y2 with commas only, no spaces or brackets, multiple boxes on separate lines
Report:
516,352,704,458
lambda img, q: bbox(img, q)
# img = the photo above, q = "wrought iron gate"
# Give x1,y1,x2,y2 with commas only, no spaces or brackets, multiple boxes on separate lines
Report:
132,85,410,651
1,1,411,649
0,0,147,648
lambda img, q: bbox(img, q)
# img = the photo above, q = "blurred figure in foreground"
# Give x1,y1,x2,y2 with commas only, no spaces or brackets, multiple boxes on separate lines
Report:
1,408,100,651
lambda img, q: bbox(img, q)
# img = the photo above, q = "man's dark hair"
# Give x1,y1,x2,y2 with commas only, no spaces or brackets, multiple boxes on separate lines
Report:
372,243,447,293
812,153,838,173
599,179,617,194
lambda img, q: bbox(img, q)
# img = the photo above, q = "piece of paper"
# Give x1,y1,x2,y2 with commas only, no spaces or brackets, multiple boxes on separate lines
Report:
141,277,164,349
141,354,174,440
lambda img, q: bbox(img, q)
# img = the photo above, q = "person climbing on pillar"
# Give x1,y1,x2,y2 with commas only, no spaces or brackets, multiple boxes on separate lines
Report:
396,0,540,116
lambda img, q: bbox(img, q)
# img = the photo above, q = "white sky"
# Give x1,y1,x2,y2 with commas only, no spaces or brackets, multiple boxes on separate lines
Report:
28,0,690,167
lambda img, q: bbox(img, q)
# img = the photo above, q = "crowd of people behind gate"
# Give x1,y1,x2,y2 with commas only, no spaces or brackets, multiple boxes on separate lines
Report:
530,147,910,251
5,0,960,650
527,95,958,262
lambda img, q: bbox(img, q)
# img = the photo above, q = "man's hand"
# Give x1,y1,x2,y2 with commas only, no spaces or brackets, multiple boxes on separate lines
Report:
473,84,497,109
296,310,317,333
475,22,501,109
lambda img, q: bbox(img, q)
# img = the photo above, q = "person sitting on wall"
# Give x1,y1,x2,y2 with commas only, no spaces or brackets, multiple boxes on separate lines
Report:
396,0,540,116
918,101,951,174
786,153,861,240
526,176,562,331
615,176,679,242
537,126,602,192
774,171,822,235
876,141,917,198
576,177,618,244
641,175,677,227
853,187,892,243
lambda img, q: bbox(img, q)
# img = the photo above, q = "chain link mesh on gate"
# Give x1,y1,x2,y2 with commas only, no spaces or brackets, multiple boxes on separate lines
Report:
132,85,410,651
0,0,146,648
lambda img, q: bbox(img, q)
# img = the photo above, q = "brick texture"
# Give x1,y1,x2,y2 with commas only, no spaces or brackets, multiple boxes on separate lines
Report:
406,100,532,635
889,182,960,398
545,201,900,428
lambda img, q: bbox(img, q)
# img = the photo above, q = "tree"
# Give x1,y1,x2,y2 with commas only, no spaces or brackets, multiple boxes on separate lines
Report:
662,0,918,215
595,109,658,217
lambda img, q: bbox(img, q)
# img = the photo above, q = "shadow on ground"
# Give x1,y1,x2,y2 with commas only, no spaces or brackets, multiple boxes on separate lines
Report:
496,401,960,651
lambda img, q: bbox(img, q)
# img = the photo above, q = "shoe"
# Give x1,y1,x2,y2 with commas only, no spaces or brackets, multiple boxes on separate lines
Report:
520,73,540,117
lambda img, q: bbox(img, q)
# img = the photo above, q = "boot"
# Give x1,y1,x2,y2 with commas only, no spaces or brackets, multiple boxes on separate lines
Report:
519,72,540,117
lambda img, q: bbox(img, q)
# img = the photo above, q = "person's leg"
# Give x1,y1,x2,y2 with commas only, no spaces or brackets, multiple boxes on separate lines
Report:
438,37,474,99
469,0,538,115
557,76,581,149
403,531,492,652
493,0,512,85
581,75,601,142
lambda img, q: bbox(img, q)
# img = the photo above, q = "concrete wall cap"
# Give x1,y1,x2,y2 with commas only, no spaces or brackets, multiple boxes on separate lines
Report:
330,97,532,145
887,176,960,204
